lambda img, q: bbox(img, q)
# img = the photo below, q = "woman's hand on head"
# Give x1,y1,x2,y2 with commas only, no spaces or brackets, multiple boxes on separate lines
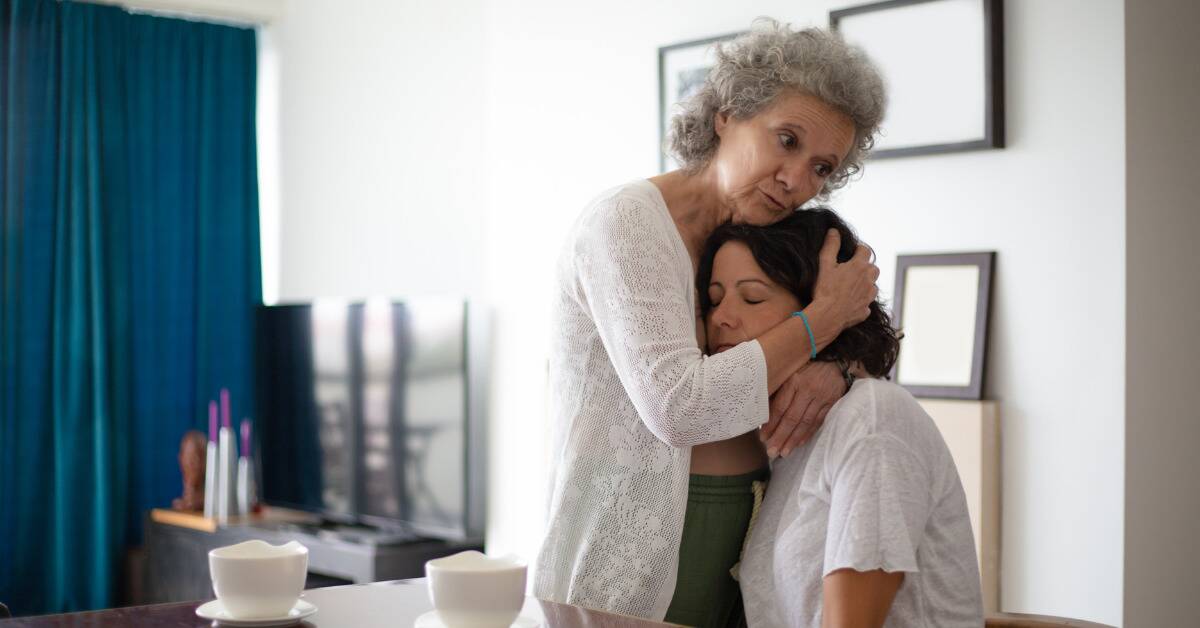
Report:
761,361,847,457
813,229,880,331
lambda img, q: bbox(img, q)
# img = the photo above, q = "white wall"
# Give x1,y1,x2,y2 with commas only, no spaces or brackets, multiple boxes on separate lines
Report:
269,0,486,302
1123,0,1200,626
271,1,1125,624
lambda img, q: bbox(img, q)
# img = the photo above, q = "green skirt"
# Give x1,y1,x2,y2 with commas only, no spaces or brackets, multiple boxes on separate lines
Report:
664,469,768,628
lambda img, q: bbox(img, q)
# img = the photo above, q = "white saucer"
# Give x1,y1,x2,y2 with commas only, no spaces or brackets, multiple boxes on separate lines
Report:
414,610,540,628
195,599,318,626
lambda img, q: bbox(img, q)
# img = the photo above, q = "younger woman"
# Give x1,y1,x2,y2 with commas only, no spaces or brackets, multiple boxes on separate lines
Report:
698,210,984,627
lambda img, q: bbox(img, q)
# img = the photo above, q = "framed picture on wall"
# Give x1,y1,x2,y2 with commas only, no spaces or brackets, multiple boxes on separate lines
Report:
830,0,1005,158
658,31,744,173
892,252,995,399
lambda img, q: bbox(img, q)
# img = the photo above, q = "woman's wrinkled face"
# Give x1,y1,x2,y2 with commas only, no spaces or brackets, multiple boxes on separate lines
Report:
711,91,856,225
705,241,802,354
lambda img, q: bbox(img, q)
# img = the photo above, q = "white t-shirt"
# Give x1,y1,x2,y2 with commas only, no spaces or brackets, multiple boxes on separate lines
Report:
739,378,984,627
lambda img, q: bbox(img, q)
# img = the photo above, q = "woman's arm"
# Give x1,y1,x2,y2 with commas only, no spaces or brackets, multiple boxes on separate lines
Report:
575,201,875,447
574,199,769,446
755,230,879,456
822,568,905,628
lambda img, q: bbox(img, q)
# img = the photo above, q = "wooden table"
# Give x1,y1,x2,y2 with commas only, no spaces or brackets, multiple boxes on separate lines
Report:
0,579,680,627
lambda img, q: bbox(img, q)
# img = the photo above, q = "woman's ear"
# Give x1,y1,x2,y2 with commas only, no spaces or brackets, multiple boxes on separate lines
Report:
714,110,731,137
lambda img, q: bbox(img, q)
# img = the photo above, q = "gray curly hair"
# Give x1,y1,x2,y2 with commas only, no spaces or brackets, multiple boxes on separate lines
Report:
668,19,887,198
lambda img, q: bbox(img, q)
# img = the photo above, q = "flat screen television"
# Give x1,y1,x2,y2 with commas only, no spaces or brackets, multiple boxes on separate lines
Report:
254,299,486,542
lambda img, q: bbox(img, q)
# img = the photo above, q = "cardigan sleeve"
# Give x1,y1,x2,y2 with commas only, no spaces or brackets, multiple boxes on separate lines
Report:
570,195,769,447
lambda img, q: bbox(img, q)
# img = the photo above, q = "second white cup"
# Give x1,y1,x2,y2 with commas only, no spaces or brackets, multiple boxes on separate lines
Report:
209,539,308,619
426,551,527,628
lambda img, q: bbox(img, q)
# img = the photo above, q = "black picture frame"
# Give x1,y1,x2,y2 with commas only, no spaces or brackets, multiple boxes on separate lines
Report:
657,31,745,173
891,252,995,399
830,0,1005,159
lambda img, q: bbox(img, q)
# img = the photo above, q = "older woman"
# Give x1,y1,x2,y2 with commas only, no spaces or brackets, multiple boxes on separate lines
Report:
534,21,887,624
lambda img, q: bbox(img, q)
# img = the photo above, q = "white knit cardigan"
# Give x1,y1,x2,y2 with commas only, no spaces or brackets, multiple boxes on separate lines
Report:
533,180,770,620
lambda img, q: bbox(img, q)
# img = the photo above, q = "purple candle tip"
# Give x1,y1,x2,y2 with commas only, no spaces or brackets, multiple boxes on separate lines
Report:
220,388,231,429
240,419,251,457
208,401,218,442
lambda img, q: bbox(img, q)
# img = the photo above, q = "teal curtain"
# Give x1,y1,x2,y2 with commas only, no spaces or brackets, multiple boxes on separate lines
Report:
0,0,260,615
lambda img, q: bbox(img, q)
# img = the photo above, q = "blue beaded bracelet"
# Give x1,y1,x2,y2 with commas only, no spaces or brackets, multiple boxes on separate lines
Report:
792,310,818,360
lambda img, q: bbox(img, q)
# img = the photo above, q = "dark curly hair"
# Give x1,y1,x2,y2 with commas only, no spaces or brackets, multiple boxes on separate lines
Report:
696,208,900,378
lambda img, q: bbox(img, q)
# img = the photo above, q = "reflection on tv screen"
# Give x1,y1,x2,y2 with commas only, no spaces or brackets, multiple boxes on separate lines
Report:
255,299,467,536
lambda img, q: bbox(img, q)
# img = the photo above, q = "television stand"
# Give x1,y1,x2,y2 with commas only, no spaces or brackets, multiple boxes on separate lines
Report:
142,508,483,605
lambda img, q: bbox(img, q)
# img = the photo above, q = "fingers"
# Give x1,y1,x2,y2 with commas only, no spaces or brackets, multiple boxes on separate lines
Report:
848,244,879,279
813,231,882,329
769,363,844,457
772,401,834,458
764,372,803,442
762,391,792,444
781,402,832,457
852,245,880,278
768,375,799,428
819,229,842,267
788,399,821,454
777,405,825,458
766,395,814,458
814,402,834,429
761,413,778,444
851,242,872,263
848,244,880,324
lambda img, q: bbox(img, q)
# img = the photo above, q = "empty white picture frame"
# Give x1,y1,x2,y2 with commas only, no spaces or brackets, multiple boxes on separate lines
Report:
893,252,995,399
831,0,1005,158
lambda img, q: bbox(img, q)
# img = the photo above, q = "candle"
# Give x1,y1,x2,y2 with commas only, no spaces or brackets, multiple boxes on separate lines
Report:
240,419,251,458
220,388,231,429
205,400,220,519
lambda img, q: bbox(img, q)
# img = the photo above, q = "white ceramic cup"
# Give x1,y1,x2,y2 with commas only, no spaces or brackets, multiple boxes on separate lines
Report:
426,551,527,628
208,540,308,619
